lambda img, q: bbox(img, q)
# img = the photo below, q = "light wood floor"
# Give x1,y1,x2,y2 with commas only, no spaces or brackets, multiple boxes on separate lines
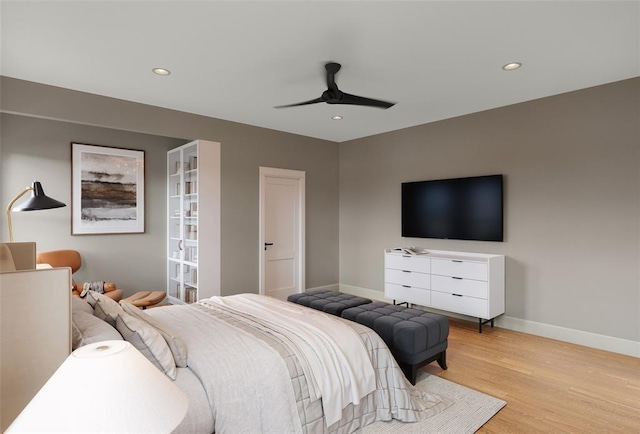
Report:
421,318,640,433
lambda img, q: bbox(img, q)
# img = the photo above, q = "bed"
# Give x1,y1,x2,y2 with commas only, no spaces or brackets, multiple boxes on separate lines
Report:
73,292,451,433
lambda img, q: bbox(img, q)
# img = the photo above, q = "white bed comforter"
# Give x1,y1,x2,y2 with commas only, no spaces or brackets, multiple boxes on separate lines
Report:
148,294,450,434
203,294,376,426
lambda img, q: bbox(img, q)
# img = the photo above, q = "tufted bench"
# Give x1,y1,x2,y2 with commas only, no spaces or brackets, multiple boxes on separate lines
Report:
341,302,448,384
287,289,372,316
288,291,448,384
342,302,449,384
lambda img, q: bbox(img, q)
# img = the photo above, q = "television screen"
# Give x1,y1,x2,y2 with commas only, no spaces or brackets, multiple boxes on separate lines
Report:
401,174,503,242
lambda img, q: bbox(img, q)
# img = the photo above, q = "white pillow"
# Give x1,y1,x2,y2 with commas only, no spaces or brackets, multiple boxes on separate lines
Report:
91,293,125,326
115,313,177,380
120,302,188,368
71,311,123,350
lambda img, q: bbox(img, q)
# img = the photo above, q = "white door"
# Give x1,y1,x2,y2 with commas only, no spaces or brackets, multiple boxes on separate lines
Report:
259,167,305,299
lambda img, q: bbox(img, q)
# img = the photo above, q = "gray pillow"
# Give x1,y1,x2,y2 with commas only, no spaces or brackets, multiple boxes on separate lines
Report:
120,302,188,367
115,313,177,380
72,295,94,315
72,310,123,350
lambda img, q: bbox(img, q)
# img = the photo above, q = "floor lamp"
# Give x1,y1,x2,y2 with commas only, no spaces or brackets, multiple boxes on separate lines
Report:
5,180,66,242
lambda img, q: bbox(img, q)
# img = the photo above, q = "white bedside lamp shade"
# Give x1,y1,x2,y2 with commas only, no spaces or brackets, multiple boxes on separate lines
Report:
6,340,188,433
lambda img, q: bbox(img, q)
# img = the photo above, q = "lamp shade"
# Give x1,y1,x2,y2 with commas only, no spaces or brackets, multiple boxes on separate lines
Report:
6,340,188,433
12,181,66,211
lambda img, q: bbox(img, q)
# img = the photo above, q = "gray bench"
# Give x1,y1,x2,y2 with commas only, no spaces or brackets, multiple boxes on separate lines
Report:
287,289,372,316
287,290,448,384
341,302,448,384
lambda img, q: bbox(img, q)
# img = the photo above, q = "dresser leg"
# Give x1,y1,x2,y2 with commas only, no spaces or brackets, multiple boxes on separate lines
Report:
478,317,495,333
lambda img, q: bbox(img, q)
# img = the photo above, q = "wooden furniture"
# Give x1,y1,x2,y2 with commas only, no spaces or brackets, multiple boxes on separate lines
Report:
122,290,166,308
0,267,72,431
36,249,123,302
384,248,505,332
167,139,221,304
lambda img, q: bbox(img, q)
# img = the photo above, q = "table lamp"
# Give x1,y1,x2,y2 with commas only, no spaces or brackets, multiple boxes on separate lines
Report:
5,180,66,242
6,340,188,433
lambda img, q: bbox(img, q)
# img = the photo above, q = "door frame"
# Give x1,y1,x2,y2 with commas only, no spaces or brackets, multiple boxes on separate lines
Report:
258,166,306,296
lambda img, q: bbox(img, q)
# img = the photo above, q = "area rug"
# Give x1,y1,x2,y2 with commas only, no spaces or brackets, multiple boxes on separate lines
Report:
358,372,506,434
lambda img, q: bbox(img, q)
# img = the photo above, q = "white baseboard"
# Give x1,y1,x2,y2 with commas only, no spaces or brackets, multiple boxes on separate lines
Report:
338,284,640,358
496,316,640,358
305,283,340,293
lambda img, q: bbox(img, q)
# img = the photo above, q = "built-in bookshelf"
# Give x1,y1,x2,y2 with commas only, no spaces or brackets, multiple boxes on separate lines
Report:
166,140,221,304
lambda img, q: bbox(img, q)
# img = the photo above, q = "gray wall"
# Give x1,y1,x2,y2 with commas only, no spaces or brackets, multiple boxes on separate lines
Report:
0,114,184,293
1,77,339,296
339,78,640,342
3,76,638,344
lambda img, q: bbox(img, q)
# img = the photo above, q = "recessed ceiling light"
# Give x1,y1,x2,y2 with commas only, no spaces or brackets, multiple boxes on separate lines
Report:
331,115,343,120
502,62,522,71
152,68,171,76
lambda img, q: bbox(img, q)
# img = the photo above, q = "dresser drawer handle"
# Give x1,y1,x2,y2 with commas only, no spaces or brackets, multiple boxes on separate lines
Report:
452,260,463,263
402,285,411,288
452,293,463,297
452,276,463,280
402,270,411,273
402,255,412,258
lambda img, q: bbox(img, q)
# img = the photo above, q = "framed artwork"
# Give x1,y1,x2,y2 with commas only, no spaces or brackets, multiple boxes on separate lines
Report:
71,143,145,235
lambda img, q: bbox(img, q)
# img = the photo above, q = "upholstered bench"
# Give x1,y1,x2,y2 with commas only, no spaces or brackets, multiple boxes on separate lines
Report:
288,291,449,384
341,302,448,385
287,289,372,316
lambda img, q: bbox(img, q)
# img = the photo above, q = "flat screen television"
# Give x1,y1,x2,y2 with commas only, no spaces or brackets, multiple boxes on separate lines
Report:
401,174,503,242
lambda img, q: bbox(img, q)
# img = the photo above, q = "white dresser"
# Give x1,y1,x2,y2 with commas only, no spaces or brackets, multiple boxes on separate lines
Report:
384,248,505,332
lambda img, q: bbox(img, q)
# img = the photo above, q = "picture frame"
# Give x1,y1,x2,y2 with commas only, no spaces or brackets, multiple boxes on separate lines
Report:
71,143,145,235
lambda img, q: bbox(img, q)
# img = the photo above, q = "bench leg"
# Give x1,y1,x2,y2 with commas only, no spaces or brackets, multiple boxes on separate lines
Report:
437,350,447,370
399,363,418,385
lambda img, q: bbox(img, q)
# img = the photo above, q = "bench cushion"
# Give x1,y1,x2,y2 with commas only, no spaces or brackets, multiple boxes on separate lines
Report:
287,290,372,316
341,302,448,366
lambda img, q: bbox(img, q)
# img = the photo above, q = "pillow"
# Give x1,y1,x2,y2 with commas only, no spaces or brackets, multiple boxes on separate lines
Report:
71,295,94,315
120,302,188,367
91,292,125,326
115,313,177,380
84,290,100,308
71,310,123,350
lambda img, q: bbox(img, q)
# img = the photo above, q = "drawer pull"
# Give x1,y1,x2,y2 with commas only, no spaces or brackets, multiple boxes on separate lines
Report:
452,276,463,280
402,255,412,258
452,293,463,297
402,285,411,288
402,270,411,273
452,260,463,263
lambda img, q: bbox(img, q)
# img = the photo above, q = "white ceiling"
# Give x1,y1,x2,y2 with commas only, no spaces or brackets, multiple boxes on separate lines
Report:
2,1,638,143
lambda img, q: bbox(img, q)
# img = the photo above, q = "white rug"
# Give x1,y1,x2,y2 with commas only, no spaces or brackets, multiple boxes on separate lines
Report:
358,372,506,434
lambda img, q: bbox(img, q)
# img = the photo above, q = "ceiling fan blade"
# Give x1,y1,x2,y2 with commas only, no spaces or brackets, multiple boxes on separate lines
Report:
339,92,395,109
274,97,325,108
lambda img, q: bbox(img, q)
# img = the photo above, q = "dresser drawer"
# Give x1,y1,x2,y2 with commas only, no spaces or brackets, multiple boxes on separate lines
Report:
431,290,488,318
431,258,487,281
431,274,488,298
385,268,430,289
385,254,430,273
385,283,431,306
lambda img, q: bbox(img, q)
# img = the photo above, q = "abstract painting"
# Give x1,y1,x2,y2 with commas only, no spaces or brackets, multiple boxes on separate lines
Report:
72,143,145,234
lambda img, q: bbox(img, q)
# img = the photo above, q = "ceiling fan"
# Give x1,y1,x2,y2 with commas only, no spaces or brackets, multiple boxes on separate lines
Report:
275,62,395,109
